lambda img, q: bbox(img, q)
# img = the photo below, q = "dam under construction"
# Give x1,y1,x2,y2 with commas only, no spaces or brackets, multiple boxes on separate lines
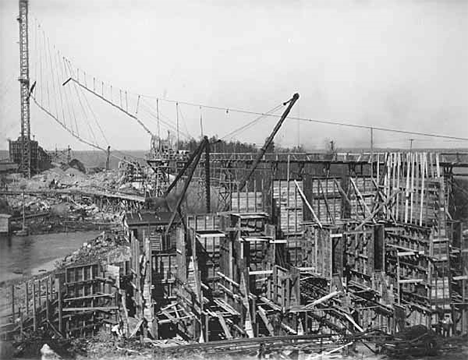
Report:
1,1,468,358
1,146,468,358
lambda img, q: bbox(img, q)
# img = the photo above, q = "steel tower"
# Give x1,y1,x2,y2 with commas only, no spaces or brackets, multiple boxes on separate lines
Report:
18,0,31,177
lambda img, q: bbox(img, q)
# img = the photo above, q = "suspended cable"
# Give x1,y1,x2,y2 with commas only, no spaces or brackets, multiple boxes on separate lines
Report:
53,48,67,129
289,117,468,142
143,96,468,142
139,98,190,139
46,35,60,120
220,104,283,140
27,19,142,162
66,62,110,146
177,106,193,139
41,27,51,111
32,95,103,151
67,76,154,137
59,53,77,134
32,96,138,162
65,60,100,145
30,26,468,145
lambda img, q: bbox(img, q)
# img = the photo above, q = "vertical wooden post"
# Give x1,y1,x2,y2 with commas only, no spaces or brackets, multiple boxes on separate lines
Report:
32,281,37,331
20,306,24,339
397,256,401,305
25,281,29,316
254,179,257,212
204,313,209,343
57,275,63,335
11,284,15,320
38,279,42,325
45,278,50,321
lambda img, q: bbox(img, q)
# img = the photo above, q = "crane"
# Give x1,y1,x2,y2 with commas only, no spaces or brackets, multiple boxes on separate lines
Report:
237,93,300,192
18,0,31,177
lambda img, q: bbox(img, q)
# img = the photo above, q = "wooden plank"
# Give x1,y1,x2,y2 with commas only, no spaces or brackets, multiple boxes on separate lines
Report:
217,313,233,339
129,318,144,338
25,281,29,316
318,180,334,224
217,272,240,288
57,276,63,334
11,285,15,321
62,306,119,312
64,293,116,302
349,178,373,218
32,281,37,331
45,278,49,321
294,180,322,228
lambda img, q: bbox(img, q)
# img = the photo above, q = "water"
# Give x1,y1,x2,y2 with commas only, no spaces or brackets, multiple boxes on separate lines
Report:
0,230,102,284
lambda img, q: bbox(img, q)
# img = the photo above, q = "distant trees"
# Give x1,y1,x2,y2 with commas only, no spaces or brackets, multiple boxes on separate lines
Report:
178,136,258,153
178,136,313,154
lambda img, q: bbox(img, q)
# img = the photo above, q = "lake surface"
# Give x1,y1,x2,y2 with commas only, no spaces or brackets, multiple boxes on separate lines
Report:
0,230,102,283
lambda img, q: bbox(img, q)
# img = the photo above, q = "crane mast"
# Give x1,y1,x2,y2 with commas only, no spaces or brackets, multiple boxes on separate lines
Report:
18,0,31,177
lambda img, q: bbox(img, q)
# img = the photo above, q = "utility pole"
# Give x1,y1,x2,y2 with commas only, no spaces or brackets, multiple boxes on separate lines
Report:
106,146,111,170
156,99,161,151
370,127,374,178
18,0,31,178
199,107,204,138
176,102,180,151
67,145,71,164
409,138,414,152
205,137,210,213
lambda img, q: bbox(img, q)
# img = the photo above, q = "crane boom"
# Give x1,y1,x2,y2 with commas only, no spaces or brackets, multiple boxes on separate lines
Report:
237,93,299,192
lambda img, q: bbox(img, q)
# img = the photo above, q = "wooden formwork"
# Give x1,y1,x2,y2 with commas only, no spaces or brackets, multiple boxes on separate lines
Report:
384,223,455,330
347,176,376,221
1,273,59,340
450,222,468,335
378,152,447,227
129,228,176,338
195,230,224,283
187,214,225,283
343,224,384,288
187,213,223,231
171,213,262,342
286,238,313,268
273,179,303,236
0,263,118,340
62,262,118,338
231,179,265,213
310,177,343,224
267,265,300,310
309,226,343,280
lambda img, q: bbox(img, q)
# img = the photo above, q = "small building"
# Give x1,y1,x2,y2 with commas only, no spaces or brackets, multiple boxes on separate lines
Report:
0,214,12,234
9,136,51,175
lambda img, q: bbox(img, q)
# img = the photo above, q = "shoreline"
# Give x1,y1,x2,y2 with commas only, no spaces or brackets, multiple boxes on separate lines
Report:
0,229,106,288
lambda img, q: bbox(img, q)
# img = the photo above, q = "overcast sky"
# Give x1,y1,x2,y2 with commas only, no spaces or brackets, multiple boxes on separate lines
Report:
1,0,467,152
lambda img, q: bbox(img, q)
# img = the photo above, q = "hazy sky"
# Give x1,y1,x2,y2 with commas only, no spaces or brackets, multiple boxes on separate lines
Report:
1,0,467,152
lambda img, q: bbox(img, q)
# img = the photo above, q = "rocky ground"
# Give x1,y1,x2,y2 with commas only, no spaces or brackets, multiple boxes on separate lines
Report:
1,162,146,235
